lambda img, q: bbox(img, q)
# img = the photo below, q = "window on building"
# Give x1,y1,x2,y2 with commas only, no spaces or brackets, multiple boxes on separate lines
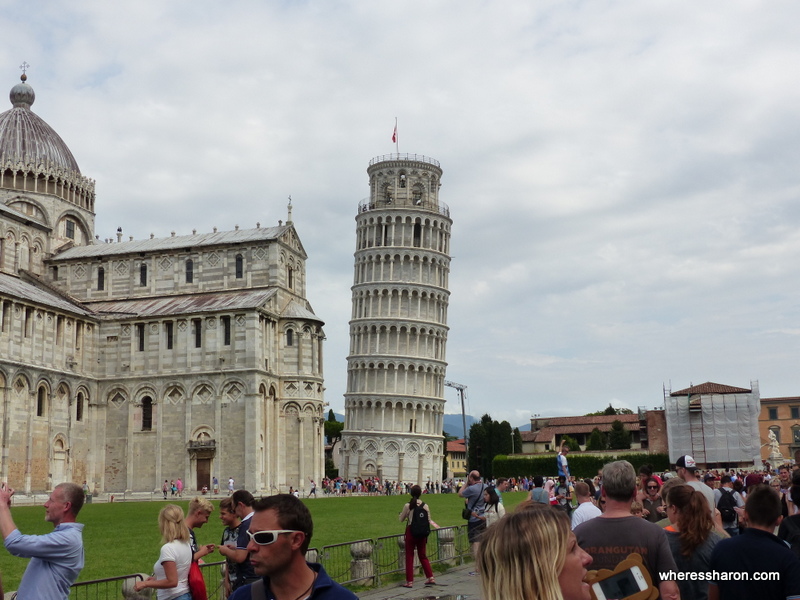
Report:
56,315,64,345
193,319,202,348
66,219,75,239
76,391,84,422
770,426,781,444
51,266,58,280
769,407,779,420
222,316,231,346
288,267,294,289
794,426,800,444
140,263,147,286
24,307,33,337
136,323,145,351
235,254,244,279
142,397,153,431
1,300,9,333
286,328,293,347
97,266,105,291
413,223,422,247
75,322,83,350
186,259,194,284
792,407,799,420
37,387,47,417
165,321,174,350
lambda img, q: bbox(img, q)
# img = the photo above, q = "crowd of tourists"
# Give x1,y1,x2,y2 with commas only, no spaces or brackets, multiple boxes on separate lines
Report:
4,449,800,600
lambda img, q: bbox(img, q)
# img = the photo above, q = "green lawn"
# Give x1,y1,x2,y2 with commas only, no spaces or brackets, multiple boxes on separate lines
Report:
0,491,528,591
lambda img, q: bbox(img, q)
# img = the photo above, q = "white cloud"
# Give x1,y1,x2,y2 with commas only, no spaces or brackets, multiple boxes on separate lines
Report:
3,0,800,424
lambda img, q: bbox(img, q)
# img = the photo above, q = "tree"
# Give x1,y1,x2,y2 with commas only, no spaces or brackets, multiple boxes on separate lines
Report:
608,419,632,450
585,404,635,416
586,428,607,451
327,408,336,422
467,414,513,479
512,427,523,455
560,434,580,452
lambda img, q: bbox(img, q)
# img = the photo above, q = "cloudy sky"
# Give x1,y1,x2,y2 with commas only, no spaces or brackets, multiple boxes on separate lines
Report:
4,1,800,425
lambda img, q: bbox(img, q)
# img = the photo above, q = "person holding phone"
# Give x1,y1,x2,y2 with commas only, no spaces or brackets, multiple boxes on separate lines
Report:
575,460,679,600
477,504,592,600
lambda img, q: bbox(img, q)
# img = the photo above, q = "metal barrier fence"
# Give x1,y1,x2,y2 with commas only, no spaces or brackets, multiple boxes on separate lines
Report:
66,526,470,597
67,561,226,600
317,525,468,587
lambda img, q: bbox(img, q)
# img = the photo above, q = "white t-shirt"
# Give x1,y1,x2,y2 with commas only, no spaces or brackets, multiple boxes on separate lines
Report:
153,539,192,600
571,501,601,530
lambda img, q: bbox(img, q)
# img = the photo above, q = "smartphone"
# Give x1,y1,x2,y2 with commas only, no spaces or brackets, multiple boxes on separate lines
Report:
591,565,649,600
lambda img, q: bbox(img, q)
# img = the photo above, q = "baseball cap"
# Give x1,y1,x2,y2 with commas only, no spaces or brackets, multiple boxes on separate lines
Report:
703,473,717,482
676,455,697,470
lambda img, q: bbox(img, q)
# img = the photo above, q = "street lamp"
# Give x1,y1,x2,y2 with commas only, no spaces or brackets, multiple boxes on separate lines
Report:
511,430,515,454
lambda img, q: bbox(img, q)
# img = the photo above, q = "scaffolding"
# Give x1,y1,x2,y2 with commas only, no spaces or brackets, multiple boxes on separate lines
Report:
664,381,761,467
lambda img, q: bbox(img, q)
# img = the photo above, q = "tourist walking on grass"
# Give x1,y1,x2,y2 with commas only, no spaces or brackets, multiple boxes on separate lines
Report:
134,504,192,600
398,484,439,588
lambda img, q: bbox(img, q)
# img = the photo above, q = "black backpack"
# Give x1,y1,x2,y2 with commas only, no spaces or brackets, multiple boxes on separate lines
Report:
716,488,737,522
409,501,431,538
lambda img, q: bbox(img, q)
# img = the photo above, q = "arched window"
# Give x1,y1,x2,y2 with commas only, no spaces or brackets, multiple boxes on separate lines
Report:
76,391,85,422
97,266,105,291
235,254,244,279
186,259,194,284
37,386,48,417
286,328,294,347
140,263,147,286
142,397,153,431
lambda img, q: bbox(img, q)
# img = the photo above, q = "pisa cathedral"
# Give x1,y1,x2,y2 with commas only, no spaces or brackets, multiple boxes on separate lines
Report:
0,73,326,494
340,154,452,484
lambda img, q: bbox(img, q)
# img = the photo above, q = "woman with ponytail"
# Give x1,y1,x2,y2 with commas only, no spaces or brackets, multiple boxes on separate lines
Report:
664,484,723,600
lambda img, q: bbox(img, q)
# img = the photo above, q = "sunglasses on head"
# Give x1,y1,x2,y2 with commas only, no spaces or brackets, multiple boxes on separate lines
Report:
246,529,301,545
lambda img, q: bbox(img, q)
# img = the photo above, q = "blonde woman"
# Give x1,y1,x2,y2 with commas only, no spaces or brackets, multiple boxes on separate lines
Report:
478,504,592,600
134,504,193,600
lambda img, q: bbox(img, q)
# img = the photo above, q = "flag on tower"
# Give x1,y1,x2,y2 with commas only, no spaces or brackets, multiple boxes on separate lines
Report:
392,123,397,143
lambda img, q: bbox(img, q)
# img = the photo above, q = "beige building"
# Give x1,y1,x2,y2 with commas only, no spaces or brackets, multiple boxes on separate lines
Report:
0,73,325,494
759,396,800,464
341,154,452,484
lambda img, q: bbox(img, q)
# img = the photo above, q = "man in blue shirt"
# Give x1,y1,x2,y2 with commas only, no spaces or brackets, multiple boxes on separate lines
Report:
229,494,356,600
0,482,85,599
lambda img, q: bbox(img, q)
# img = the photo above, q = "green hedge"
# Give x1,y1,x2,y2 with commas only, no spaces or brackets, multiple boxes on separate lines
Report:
493,452,671,480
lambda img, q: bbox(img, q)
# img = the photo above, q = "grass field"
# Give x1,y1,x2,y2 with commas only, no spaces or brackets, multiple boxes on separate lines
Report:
0,490,529,591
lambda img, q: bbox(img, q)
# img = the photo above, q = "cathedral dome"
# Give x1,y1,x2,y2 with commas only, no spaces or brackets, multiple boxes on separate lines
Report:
0,74,82,175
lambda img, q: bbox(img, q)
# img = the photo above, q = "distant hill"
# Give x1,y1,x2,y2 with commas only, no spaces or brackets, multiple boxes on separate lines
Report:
444,413,477,438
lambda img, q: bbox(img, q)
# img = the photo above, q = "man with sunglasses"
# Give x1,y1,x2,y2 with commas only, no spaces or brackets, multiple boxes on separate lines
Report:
229,494,356,600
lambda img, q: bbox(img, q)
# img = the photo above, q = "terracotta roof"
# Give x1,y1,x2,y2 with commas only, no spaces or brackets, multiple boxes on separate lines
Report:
543,414,639,427
447,439,466,453
761,397,800,404
671,382,751,396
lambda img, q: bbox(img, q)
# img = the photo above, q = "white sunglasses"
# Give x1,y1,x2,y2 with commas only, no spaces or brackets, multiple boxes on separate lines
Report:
246,529,302,546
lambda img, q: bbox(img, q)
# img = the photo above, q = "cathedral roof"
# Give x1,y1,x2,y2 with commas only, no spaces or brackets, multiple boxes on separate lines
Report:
0,74,82,175
0,271,92,317
84,288,279,317
51,225,293,260
281,299,324,323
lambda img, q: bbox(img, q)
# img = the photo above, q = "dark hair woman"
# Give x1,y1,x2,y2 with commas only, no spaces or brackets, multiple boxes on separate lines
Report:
665,484,723,600
398,484,439,588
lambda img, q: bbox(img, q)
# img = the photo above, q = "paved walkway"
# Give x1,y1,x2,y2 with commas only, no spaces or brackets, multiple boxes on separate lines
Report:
357,564,479,600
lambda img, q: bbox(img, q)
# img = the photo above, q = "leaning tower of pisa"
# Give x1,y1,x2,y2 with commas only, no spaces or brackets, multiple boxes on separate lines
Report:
340,153,452,485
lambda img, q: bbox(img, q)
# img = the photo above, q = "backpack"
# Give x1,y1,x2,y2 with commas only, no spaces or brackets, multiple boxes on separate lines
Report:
409,501,431,538
716,488,737,523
